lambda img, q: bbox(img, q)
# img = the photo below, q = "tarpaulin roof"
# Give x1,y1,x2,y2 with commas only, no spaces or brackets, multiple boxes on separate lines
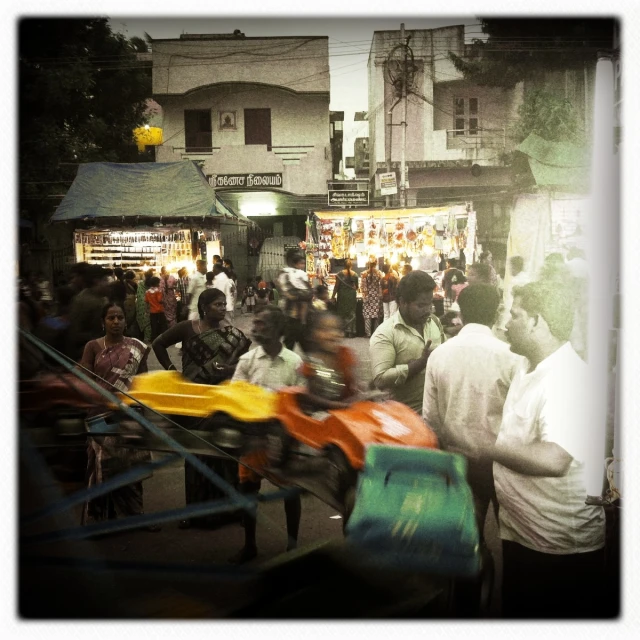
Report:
516,133,590,191
51,161,250,223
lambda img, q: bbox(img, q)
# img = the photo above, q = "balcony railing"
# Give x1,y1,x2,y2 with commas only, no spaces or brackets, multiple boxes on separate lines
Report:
446,127,507,151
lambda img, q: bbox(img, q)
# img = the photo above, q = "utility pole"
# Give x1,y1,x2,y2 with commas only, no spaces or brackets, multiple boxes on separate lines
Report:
400,23,408,208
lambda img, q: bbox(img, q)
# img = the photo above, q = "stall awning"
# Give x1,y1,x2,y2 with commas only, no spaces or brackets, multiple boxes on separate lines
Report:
50,161,249,223
313,205,467,220
516,133,590,192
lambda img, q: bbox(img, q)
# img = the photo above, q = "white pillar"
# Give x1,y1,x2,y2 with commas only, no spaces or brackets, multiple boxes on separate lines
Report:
586,56,619,496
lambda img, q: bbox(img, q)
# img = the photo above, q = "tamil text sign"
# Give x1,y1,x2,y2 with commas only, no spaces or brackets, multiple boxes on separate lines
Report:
328,190,370,207
208,173,283,188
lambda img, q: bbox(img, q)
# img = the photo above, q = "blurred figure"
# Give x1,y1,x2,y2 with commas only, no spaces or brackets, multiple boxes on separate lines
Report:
159,266,178,328
242,281,257,314
381,263,399,321
123,270,140,338
186,260,207,322
312,284,330,311
109,268,126,307
478,251,499,287
277,249,313,351
255,287,270,311
212,262,235,325
360,256,384,338
176,267,190,322
331,259,358,339
66,264,109,362
135,269,154,342
145,276,167,341
466,262,494,287
205,271,215,289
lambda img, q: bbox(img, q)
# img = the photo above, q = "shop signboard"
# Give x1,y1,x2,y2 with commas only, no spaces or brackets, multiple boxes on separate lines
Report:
379,172,398,196
207,173,283,188
327,190,370,207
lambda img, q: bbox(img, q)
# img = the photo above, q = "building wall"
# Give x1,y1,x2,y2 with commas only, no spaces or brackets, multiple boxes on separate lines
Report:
155,85,331,194
369,26,520,170
153,37,330,96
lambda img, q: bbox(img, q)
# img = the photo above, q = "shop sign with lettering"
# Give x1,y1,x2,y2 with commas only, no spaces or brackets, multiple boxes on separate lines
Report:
208,173,283,188
327,190,370,207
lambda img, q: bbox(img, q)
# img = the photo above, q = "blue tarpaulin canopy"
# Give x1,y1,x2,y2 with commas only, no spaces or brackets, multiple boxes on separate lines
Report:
51,161,250,223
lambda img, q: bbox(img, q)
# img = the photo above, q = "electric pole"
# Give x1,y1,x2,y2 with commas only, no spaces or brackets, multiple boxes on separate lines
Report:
400,23,407,208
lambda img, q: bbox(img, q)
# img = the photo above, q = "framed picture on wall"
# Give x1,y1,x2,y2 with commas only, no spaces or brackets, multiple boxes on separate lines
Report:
219,111,236,131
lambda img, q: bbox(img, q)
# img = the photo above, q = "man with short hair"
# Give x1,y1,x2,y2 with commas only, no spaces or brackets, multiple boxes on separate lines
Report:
212,262,235,325
459,280,606,618
230,306,305,564
423,284,523,538
186,260,207,321
370,271,445,415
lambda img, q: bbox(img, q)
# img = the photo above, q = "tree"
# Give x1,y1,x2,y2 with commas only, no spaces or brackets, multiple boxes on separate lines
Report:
449,18,617,89
19,18,152,222
511,89,584,145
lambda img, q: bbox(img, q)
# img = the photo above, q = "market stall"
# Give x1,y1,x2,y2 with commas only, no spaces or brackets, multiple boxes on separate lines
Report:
51,161,246,274
307,205,478,333
311,204,476,274
73,228,222,273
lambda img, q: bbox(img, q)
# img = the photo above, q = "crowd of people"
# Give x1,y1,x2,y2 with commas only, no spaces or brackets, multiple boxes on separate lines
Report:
18,244,611,618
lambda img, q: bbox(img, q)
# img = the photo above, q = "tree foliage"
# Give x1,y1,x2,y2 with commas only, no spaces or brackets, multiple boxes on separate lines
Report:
449,18,617,89
511,89,584,145
19,18,152,219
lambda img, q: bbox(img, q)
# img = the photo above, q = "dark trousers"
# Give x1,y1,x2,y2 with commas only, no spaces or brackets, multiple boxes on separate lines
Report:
283,317,306,352
502,540,606,618
452,460,499,616
149,312,168,342
467,459,499,541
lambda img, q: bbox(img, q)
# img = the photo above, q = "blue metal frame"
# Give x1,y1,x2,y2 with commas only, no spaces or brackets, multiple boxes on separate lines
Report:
19,329,300,548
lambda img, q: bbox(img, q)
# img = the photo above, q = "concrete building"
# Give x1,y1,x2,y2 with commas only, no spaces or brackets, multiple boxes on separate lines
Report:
152,32,333,238
366,24,599,270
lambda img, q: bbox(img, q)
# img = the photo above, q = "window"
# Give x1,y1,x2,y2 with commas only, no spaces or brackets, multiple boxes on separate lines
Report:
184,110,212,152
244,108,272,151
453,97,479,136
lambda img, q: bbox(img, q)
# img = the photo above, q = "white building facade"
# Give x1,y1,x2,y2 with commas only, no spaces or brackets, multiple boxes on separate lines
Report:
152,34,332,218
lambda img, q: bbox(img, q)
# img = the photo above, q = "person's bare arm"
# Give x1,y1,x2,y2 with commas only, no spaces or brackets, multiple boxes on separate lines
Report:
152,322,188,370
458,429,573,477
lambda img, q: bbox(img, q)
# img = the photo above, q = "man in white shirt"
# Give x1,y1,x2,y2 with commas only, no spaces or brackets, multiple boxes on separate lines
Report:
229,306,304,564
423,284,523,538
459,280,606,618
212,263,235,325
186,260,207,321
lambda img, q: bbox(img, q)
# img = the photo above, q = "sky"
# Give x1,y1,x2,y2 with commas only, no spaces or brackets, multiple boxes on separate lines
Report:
109,17,479,162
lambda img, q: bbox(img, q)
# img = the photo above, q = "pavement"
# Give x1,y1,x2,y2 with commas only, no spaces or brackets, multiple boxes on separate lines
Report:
26,310,503,618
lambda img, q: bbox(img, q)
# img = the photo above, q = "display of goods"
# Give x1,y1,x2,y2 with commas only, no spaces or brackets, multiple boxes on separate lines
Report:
406,230,417,242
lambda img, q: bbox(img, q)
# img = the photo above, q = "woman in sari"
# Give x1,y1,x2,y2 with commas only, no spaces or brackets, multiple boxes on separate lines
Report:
331,258,359,338
159,266,178,328
152,287,251,528
79,302,157,529
135,269,154,342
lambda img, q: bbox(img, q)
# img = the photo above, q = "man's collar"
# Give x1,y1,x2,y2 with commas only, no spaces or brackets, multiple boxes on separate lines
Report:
255,343,284,360
459,323,494,336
